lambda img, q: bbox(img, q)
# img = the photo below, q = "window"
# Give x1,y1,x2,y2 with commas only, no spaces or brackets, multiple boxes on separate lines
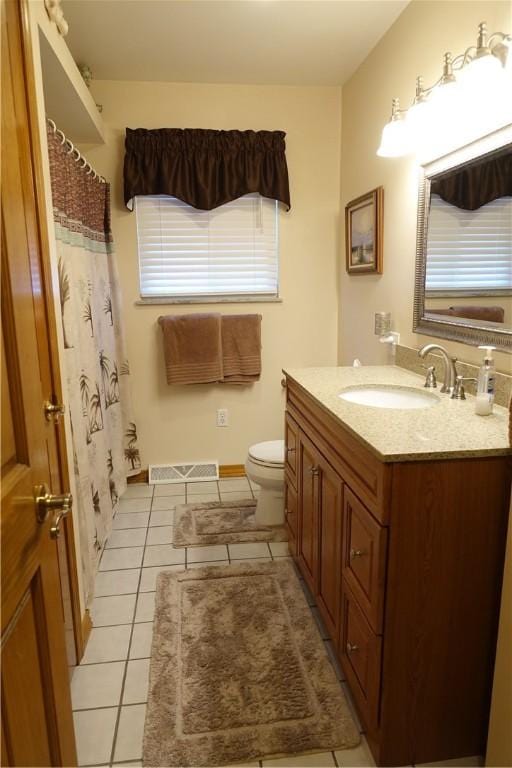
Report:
425,194,512,295
135,193,279,300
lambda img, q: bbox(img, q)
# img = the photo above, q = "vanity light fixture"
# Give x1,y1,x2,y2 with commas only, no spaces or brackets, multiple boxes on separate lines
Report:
376,98,412,157
377,21,512,158
405,77,429,134
465,21,505,81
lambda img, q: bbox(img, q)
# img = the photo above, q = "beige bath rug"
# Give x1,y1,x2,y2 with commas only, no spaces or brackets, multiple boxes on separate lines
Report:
172,498,287,547
143,560,360,767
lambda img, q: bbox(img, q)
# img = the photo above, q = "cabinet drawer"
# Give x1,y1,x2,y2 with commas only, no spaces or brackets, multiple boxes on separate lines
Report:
342,488,387,633
285,479,298,557
340,581,382,732
285,414,298,489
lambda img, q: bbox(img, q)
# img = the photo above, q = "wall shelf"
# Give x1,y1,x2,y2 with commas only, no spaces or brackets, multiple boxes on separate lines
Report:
33,1,105,144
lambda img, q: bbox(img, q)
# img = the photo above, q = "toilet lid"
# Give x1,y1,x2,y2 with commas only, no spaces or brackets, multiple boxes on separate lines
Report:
249,440,285,466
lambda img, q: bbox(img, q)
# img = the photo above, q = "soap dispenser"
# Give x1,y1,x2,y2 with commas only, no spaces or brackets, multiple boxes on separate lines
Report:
475,346,496,416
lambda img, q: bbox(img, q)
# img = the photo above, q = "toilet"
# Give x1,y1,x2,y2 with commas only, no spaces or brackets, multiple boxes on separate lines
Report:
245,439,285,526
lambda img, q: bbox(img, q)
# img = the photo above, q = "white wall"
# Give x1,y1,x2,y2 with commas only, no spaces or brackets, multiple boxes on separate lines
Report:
83,81,342,466
339,0,512,373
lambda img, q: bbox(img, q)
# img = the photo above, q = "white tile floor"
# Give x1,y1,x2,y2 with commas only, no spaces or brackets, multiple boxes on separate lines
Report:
72,478,481,768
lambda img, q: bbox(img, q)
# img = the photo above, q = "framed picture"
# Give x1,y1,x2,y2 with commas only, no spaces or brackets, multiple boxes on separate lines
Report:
345,187,383,274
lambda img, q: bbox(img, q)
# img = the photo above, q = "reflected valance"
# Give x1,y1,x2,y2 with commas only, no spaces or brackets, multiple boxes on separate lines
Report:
123,128,290,211
431,149,512,211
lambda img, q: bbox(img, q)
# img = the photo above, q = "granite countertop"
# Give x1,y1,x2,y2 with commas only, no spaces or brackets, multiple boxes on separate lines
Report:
283,365,512,462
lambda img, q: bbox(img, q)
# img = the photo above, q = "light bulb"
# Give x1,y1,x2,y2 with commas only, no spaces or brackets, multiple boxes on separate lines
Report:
377,118,412,157
405,99,431,144
429,79,460,114
505,40,512,75
459,52,504,91
376,97,412,158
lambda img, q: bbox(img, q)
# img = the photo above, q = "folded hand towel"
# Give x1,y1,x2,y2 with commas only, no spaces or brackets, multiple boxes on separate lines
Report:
433,305,505,323
158,313,223,385
221,314,262,384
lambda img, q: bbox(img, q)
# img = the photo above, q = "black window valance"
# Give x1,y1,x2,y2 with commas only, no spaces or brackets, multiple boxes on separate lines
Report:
430,148,512,211
123,128,290,212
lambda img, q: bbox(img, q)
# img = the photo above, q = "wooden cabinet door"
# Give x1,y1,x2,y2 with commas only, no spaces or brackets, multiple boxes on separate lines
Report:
297,432,320,593
1,0,77,764
316,458,343,644
342,487,387,634
284,479,298,557
340,581,382,732
284,414,298,489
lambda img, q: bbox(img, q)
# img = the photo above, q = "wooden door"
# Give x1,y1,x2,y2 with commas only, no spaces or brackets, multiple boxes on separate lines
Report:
316,456,343,643
1,0,77,764
297,432,320,593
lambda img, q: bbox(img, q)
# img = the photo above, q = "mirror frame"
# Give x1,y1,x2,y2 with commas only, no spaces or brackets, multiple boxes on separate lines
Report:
413,123,512,354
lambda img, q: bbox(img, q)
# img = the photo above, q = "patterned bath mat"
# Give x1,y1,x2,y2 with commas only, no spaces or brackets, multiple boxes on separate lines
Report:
144,560,360,767
172,498,287,547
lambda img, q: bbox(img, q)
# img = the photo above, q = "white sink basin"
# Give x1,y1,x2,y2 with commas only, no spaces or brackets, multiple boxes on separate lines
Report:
338,385,439,410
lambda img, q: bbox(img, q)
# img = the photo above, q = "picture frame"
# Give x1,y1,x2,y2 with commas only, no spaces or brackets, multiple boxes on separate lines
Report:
345,186,384,274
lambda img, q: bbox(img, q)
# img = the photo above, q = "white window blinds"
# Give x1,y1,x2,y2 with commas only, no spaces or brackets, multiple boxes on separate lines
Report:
425,194,512,293
135,194,279,299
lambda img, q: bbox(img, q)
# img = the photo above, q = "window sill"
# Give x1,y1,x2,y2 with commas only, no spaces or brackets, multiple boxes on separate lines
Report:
135,295,283,306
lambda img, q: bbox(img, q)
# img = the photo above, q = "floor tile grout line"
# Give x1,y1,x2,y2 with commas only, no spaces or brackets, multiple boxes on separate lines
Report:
108,492,152,766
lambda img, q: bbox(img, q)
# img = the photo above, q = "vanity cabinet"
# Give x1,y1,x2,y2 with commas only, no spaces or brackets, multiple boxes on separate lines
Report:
284,375,511,767
296,432,320,593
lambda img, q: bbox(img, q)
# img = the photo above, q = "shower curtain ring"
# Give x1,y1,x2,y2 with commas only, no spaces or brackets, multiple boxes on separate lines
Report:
65,139,74,154
47,118,56,132
73,148,81,162
56,129,66,144
86,163,93,175
79,157,87,169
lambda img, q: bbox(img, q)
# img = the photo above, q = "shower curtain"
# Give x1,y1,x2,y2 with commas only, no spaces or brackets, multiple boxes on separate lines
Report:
47,126,141,605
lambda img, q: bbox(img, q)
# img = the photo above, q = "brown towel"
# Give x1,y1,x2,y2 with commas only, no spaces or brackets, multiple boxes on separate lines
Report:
221,314,262,384
158,313,223,385
433,305,505,323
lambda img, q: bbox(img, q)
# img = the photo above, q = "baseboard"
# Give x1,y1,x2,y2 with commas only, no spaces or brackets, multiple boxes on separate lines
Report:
127,465,245,484
127,469,149,484
219,464,246,477
77,610,92,662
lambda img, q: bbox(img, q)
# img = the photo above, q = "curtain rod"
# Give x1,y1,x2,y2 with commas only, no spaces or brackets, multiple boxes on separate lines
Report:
46,117,106,183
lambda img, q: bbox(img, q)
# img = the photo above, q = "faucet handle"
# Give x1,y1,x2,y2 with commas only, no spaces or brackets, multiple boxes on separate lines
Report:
451,375,477,400
421,365,437,389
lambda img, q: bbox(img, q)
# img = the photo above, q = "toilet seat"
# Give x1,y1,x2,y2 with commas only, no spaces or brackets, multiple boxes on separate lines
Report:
248,440,285,468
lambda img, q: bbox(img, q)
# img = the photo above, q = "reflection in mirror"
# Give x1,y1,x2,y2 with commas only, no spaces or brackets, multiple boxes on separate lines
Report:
414,127,512,353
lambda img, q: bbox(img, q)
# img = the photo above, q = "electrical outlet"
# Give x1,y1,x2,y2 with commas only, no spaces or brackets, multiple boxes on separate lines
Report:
216,408,229,427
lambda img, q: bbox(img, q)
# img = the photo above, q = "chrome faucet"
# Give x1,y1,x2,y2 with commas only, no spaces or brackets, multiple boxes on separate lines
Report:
418,343,458,394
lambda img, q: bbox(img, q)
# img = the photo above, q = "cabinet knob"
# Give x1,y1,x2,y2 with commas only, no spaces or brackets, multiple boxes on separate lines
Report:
309,466,319,476
287,447,296,454
346,642,359,654
350,548,365,559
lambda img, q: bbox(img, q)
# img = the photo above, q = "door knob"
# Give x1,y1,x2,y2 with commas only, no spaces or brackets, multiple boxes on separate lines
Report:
350,548,365,559
43,400,65,422
346,642,359,654
34,484,72,523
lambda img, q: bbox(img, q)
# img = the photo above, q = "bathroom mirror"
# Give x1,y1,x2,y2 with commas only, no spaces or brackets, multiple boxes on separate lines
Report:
413,124,512,353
